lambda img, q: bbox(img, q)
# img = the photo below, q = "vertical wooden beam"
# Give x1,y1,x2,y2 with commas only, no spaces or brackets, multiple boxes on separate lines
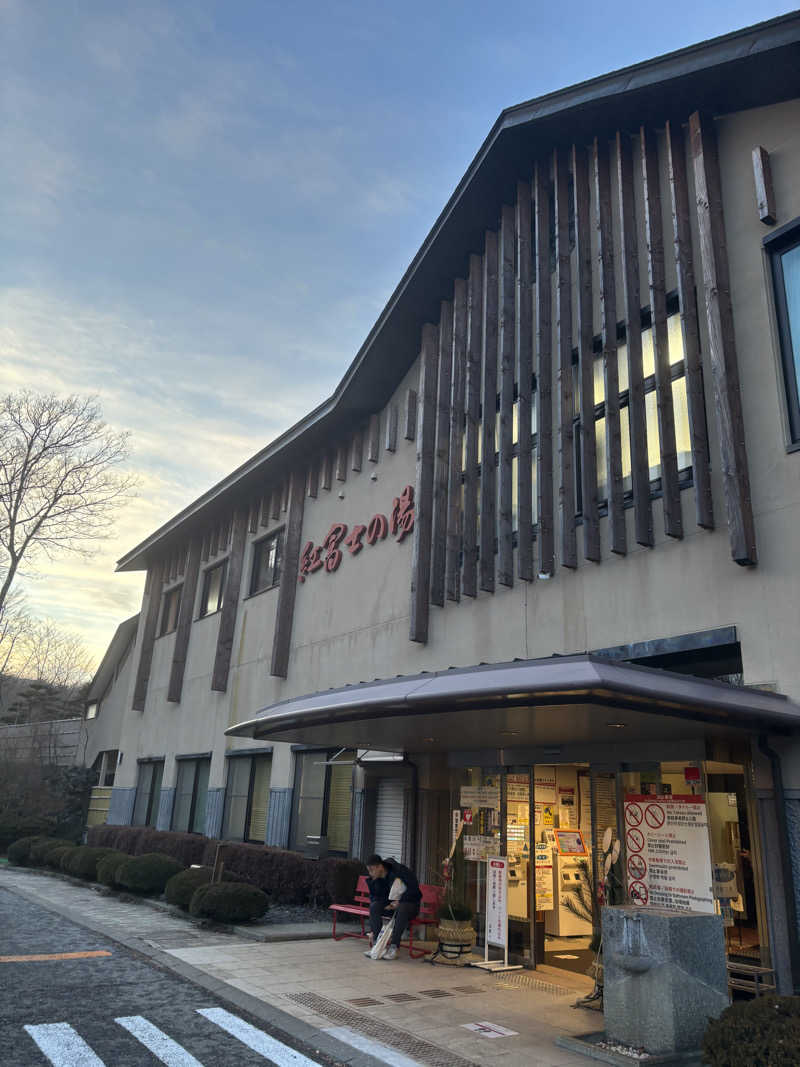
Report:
554,147,577,569
516,180,534,581
572,144,600,563
666,119,713,530
534,160,554,575
320,454,332,491
617,130,653,548
385,404,398,453
430,300,453,607
367,414,380,463
689,111,757,565
248,500,259,535
498,203,516,587
167,537,201,703
200,532,210,563
593,136,626,555
271,487,281,520
641,125,682,539
404,390,418,441
260,494,271,526
132,559,164,711
480,229,499,593
270,470,307,677
446,277,468,602
752,146,776,225
410,324,439,643
351,430,363,473
281,480,289,513
209,524,219,557
335,442,348,482
307,463,319,499
463,253,483,598
211,506,248,693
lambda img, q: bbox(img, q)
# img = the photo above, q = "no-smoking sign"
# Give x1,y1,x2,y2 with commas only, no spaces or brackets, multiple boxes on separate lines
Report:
644,804,665,829
626,827,645,853
627,854,647,880
625,803,643,827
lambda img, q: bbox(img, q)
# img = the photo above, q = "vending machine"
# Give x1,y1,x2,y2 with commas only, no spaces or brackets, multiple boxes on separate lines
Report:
544,829,592,937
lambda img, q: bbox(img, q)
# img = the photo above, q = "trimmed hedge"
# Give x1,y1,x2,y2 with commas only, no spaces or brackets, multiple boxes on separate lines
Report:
46,845,79,870
189,882,269,923
116,853,184,895
0,818,54,853
62,846,119,881
7,835,51,866
86,826,364,907
28,838,68,867
165,866,234,911
702,995,800,1066
96,850,128,888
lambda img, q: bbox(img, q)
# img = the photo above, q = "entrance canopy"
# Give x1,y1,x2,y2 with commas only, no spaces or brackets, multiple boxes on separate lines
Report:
226,654,800,754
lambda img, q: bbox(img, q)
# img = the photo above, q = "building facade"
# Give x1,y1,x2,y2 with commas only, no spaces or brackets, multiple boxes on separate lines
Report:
97,15,800,993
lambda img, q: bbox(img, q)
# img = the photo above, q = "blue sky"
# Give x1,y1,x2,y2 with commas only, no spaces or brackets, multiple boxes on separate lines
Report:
0,0,792,663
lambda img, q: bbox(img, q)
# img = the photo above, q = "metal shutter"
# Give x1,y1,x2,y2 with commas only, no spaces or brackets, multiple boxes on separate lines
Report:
326,762,353,853
375,778,405,863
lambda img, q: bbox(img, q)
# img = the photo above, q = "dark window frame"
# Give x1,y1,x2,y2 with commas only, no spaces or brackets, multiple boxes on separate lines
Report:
171,756,211,834
249,528,284,597
133,759,164,828
158,584,182,636
199,560,227,618
289,748,354,856
222,752,273,843
765,218,800,446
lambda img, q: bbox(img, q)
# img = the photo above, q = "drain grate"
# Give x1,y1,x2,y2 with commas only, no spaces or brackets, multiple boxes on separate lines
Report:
347,997,383,1007
286,992,479,1067
384,993,419,1003
418,989,453,998
493,972,576,997
450,986,483,995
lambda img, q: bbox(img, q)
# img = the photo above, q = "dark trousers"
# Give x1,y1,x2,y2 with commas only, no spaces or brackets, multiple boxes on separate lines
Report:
369,900,420,947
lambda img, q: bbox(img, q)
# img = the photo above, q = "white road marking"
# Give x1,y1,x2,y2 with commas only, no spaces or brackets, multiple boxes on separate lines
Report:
115,1015,204,1066
196,1007,320,1066
323,1025,423,1066
23,1023,105,1066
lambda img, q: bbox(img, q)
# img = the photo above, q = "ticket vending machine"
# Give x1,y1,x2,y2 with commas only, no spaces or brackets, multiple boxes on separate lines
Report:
544,829,592,937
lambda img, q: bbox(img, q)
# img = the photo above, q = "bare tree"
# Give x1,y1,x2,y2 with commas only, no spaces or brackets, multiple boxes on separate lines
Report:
0,391,136,617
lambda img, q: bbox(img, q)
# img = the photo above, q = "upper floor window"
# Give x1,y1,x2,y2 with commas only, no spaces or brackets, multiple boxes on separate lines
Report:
250,530,283,596
766,220,800,444
200,560,226,618
85,701,99,720
159,585,182,636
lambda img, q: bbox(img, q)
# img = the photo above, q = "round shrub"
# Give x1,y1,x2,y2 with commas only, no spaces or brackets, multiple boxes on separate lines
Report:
116,852,184,895
189,882,269,923
8,835,51,866
96,850,128,887
702,995,800,1066
0,818,53,853
165,866,234,911
62,847,119,881
46,845,78,870
28,838,68,867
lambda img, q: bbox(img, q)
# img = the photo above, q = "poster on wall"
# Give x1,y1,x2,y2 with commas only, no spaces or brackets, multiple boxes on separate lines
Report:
624,794,714,914
460,786,500,810
534,766,557,804
534,843,554,911
464,835,496,861
486,857,508,947
506,774,529,802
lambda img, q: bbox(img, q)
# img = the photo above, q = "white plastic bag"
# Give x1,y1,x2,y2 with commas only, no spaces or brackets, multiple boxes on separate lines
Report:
368,878,407,959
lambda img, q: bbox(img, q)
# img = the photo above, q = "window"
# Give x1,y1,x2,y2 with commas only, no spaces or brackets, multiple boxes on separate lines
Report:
290,750,354,854
222,754,272,842
132,760,164,827
250,531,283,595
767,221,800,444
85,701,99,720
159,585,182,636
172,757,211,834
200,561,226,617
103,750,118,787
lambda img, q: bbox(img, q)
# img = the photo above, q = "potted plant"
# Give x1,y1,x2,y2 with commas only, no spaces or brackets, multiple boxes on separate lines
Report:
433,823,476,963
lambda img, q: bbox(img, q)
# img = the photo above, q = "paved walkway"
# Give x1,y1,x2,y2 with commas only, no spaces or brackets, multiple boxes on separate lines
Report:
0,866,598,1067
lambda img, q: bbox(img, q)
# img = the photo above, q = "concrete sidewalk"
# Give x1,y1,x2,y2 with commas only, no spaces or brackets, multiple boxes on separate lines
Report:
0,865,597,1067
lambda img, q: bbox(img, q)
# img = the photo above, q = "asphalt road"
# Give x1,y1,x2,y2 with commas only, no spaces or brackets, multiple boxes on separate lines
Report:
0,887,343,1067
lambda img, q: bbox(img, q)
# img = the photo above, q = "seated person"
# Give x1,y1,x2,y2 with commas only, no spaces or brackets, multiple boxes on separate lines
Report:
364,853,422,960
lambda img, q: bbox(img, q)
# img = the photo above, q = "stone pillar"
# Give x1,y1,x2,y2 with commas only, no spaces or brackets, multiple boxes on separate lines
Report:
786,795,800,941
351,786,366,860
156,787,175,831
107,787,136,826
204,787,225,840
266,787,292,848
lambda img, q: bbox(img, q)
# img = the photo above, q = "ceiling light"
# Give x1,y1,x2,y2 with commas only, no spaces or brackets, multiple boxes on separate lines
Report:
606,722,626,729
499,730,518,737
423,737,435,743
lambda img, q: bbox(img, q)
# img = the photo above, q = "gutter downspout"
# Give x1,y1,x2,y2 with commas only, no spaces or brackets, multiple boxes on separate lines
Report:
758,734,800,993
403,757,419,872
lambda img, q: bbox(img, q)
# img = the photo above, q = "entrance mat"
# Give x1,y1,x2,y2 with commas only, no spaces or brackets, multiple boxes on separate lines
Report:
555,1033,703,1066
286,992,479,1067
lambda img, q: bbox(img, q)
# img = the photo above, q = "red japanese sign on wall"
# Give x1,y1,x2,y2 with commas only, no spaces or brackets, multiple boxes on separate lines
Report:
298,486,415,583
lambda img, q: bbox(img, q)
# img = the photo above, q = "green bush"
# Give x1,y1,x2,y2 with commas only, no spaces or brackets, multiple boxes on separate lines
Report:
702,995,800,1066
189,882,269,923
7,835,50,866
62,847,119,881
86,825,206,866
46,845,78,870
116,852,184,895
28,838,69,866
0,818,54,853
96,850,128,887
165,866,235,911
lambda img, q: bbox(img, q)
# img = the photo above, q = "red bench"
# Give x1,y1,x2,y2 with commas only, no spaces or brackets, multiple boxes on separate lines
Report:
330,875,443,959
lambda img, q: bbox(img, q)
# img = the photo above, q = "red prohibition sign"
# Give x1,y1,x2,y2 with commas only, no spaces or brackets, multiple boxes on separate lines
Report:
626,827,645,853
625,803,643,827
630,880,649,905
627,854,647,881
645,804,666,829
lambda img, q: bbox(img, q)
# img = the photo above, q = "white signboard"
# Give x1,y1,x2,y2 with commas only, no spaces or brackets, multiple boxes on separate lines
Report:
534,843,554,911
486,856,508,947
624,794,714,914
464,834,496,861
460,786,500,810
533,766,556,804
